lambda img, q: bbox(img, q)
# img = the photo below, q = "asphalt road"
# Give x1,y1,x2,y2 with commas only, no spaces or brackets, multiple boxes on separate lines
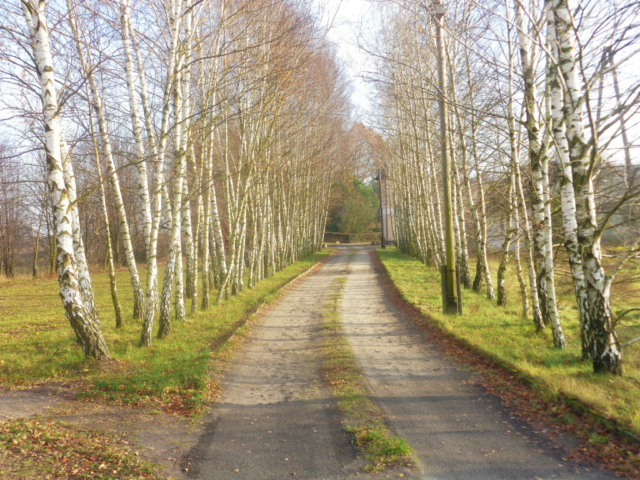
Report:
184,246,615,480
339,246,613,480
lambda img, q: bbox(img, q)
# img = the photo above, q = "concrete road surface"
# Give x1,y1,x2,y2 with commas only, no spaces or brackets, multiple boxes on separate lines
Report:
185,246,614,480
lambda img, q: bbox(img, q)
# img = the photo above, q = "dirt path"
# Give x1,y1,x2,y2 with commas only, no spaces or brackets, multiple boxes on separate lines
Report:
0,387,70,420
0,384,204,479
0,247,621,479
184,245,615,480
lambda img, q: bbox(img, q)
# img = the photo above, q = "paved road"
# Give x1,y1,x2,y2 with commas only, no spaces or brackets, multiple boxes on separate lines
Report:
185,246,614,480
339,246,612,480
184,252,366,479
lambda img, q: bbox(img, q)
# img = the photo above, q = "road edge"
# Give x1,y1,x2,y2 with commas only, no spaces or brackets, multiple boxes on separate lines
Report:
373,249,640,479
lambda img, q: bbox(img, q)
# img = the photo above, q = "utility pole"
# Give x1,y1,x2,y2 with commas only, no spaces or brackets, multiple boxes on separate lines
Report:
378,169,386,248
434,1,461,314
384,170,392,244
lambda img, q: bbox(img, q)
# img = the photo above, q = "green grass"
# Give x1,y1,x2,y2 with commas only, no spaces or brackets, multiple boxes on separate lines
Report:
377,247,640,437
0,250,331,412
321,277,414,472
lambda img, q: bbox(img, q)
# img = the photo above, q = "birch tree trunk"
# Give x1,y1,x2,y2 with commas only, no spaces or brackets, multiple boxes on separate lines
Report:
514,0,554,331
22,0,109,360
497,173,516,306
158,16,187,337
89,110,123,328
139,0,182,347
550,0,620,372
67,0,145,320
513,223,529,318
60,136,98,320
514,154,544,328
119,0,152,258
546,3,576,350
465,50,494,299
181,6,196,302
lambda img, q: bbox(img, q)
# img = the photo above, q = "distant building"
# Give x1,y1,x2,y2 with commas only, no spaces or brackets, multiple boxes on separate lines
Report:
378,170,396,244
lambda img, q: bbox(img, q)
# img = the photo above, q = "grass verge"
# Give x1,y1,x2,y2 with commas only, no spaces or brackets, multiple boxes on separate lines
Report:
0,251,332,479
0,418,158,479
321,276,414,472
376,247,640,478
0,250,332,414
376,247,640,435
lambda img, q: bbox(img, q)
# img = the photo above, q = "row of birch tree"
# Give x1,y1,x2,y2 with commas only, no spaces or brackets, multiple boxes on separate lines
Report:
2,0,350,359
370,0,640,374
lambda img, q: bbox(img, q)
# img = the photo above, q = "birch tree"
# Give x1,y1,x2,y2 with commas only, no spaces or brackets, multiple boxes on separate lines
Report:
21,0,109,359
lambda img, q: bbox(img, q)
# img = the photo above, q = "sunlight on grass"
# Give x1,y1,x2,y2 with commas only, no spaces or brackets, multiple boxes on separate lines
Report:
377,247,640,436
0,251,330,411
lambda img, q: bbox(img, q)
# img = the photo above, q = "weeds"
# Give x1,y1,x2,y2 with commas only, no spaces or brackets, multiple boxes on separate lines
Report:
321,276,414,471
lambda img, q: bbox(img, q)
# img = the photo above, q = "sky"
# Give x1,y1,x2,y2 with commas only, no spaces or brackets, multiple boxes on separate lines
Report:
313,0,380,117
314,0,639,160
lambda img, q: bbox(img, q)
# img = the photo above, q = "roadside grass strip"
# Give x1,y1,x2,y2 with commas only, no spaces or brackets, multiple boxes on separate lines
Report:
0,250,331,415
321,276,414,472
0,251,332,479
0,418,158,479
376,247,640,437
376,247,640,478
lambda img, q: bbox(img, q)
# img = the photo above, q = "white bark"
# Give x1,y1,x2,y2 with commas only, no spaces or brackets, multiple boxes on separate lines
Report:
60,135,98,321
550,0,620,372
22,0,109,359
119,0,152,257
140,0,183,346
159,1,186,338
545,3,574,350
67,0,144,320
